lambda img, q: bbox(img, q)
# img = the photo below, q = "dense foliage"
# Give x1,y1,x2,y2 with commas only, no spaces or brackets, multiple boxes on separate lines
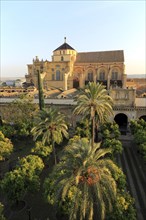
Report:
0,124,16,138
100,122,123,159
107,191,136,220
0,131,13,161
100,122,121,140
1,169,26,203
0,203,6,220
44,138,118,220
103,138,123,157
1,155,44,204
0,95,38,138
75,118,91,139
31,141,53,158
31,107,69,164
0,85,138,219
130,119,146,162
44,137,136,220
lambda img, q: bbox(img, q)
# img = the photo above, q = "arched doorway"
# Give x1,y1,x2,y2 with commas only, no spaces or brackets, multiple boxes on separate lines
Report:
139,115,146,122
114,113,128,135
73,77,79,88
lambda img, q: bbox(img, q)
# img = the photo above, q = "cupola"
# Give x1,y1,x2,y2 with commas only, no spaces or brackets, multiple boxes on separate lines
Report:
52,37,77,62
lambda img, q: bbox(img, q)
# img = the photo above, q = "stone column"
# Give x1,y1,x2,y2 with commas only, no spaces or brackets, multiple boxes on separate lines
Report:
123,74,127,89
122,65,127,89
107,71,111,90
79,73,84,88
94,70,97,83
64,73,68,91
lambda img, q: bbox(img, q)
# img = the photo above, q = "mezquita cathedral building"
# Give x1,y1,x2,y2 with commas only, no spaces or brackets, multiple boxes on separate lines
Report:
0,39,145,131
24,39,146,128
26,38,126,91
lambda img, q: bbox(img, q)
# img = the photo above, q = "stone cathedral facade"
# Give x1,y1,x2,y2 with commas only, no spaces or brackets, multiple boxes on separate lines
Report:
25,38,127,92
26,39,144,127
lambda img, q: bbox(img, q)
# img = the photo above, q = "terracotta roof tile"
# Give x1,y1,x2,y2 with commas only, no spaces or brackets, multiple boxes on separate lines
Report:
76,50,124,63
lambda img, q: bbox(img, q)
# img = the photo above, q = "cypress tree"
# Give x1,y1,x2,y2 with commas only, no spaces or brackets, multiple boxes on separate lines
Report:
37,70,45,110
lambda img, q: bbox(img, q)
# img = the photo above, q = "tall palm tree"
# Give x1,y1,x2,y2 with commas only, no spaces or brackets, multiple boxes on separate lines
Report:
31,107,69,164
74,82,113,147
51,138,117,220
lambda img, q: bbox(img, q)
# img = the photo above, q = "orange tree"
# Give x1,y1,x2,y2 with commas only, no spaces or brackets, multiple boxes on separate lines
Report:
0,131,13,161
0,94,38,138
1,155,44,205
130,119,146,162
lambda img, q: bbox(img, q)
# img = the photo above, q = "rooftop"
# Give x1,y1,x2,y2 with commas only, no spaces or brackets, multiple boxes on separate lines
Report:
54,37,75,51
76,50,124,63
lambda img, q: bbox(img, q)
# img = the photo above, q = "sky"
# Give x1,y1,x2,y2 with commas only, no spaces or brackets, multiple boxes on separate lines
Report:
1,0,146,78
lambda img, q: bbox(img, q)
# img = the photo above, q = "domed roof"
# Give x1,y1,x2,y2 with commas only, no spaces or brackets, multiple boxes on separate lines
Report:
53,37,75,51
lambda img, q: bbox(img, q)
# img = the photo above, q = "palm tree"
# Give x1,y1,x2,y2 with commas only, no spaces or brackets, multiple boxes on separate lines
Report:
74,82,113,147
31,107,69,164
51,138,117,220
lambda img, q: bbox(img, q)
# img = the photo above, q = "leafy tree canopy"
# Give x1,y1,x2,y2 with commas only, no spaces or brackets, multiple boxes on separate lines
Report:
75,118,91,139
31,141,53,158
103,138,123,156
100,121,121,139
17,155,44,175
1,155,44,204
1,169,26,203
0,131,13,161
0,94,38,137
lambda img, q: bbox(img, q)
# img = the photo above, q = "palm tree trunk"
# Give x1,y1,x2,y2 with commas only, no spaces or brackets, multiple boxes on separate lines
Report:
95,124,98,142
52,140,57,165
92,116,95,148
91,107,95,148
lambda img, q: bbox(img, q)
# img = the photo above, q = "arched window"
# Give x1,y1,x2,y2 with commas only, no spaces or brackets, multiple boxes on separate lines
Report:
88,71,93,81
112,69,118,80
56,70,61,81
61,56,64,61
99,71,105,80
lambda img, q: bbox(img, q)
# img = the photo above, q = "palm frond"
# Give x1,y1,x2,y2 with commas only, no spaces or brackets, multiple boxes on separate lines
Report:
46,139,117,220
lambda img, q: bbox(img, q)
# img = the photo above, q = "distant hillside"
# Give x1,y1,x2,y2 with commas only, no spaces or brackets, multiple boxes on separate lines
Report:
127,74,146,78
0,74,145,82
0,77,25,82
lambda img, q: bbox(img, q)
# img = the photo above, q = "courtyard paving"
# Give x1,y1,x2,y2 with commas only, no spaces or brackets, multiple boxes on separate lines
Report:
117,135,146,220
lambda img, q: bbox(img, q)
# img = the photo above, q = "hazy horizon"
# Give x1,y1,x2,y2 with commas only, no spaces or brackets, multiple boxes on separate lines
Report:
0,74,145,82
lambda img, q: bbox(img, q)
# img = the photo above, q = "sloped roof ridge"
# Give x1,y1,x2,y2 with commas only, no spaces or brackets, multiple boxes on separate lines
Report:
78,49,123,53
54,42,75,51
